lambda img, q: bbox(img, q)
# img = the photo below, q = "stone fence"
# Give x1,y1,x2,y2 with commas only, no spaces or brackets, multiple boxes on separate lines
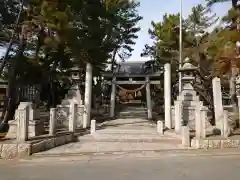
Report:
6,101,85,139
11,101,84,140
0,100,85,159
163,62,240,149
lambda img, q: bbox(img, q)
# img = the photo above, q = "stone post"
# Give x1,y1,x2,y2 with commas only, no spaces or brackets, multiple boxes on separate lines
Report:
237,96,240,128
181,126,190,147
200,107,207,138
49,108,57,136
91,119,96,134
157,120,164,135
212,77,223,129
77,105,84,128
69,101,78,132
17,102,29,142
222,110,230,137
110,76,116,118
83,63,93,128
174,101,182,133
146,76,152,119
195,104,201,139
164,63,172,129
28,102,40,121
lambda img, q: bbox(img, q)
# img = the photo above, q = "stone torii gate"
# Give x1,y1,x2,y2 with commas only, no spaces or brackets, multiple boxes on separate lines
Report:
82,61,172,127
108,75,161,119
102,61,163,120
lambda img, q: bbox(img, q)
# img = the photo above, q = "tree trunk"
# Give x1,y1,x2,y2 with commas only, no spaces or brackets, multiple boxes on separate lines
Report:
111,49,118,72
1,27,26,123
0,1,24,76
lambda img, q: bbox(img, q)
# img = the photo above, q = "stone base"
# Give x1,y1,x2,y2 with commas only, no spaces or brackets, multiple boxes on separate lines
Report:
191,138,240,149
6,120,45,138
0,134,75,159
0,142,31,159
31,134,75,154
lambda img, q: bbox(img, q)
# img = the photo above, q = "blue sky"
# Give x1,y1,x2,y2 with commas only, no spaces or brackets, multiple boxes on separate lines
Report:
128,0,232,62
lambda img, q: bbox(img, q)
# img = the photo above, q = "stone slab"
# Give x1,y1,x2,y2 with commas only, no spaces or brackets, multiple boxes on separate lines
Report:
191,138,240,149
6,120,45,138
35,141,184,155
0,134,75,159
1,144,18,159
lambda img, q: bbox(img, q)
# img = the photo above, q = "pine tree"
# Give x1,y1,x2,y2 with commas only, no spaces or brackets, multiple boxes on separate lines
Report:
206,0,240,126
185,4,218,74
104,0,142,70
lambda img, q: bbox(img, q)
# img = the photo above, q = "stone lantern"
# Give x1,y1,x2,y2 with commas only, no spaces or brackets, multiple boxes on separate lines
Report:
62,67,82,105
176,60,203,129
178,60,198,92
70,67,81,83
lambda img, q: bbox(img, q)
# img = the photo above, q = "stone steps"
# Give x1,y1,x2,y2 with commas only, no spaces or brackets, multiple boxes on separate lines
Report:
117,104,159,119
118,113,147,117
117,105,147,118
35,141,183,155
34,118,183,156
118,115,147,119
119,110,147,114
120,107,147,111
97,129,158,133
77,120,181,143
77,132,179,142
99,122,156,129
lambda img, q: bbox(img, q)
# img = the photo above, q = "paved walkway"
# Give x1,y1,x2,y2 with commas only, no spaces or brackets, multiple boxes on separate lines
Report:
36,118,182,156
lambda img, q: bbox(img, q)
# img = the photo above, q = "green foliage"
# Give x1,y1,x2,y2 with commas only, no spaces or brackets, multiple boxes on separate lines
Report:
204,0,240,75
206,0,237,7
0,0,142,120
141,13,192,84
184,4,218,73
142,14,181,63
104,0,142,68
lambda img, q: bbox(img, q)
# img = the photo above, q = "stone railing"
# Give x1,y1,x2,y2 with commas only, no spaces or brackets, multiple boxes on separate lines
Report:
55,103,85,129
0,100,85,159
7,100,85,139
163,62,239,149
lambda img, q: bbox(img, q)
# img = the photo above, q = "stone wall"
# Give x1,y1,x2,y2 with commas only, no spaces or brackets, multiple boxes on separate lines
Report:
191,138,240,149
0,134,75,159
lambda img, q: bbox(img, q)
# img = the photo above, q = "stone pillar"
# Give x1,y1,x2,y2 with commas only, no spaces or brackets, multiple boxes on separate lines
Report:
195,104,201,139
200,107,207,138
91,119,96,134
164,63,172,129
17,102,29,142
212,77,223,129
181,126,190,147
69,101,78,132
237,96,240,128
174,101,182,133
146,76,152,119
222,110,230,137
28,102,40,121
77,105,84,128
49,108,57,136
157,120,164,134
83,63,93,128
110,76,116,118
